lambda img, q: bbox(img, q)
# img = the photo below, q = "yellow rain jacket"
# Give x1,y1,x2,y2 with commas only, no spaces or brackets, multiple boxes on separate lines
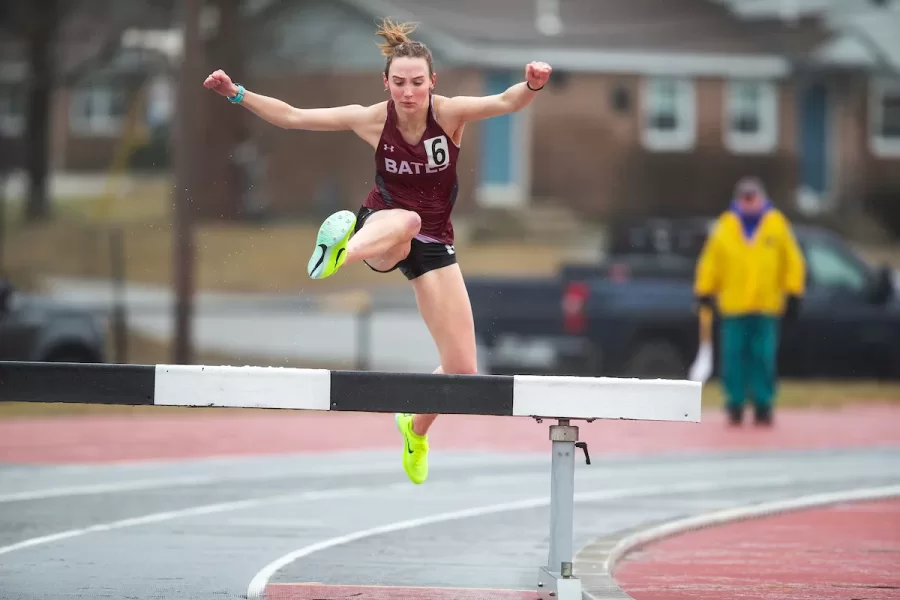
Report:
694,208,805,317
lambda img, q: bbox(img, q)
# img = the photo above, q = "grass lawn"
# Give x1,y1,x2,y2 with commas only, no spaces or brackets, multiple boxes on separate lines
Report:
699,380,900,409
3,187,572,295
5,181,898,295
856,244,900,269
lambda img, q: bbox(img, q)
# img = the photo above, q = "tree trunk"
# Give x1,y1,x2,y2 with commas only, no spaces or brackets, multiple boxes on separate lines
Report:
172,0,203,365
23,0,59,222
198,0,248,221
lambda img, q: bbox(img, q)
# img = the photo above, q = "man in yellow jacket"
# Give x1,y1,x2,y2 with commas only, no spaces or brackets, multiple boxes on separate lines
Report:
694,177,806,426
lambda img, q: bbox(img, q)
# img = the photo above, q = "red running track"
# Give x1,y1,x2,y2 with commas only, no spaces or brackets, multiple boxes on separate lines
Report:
0,404,899,464
614,498,900,600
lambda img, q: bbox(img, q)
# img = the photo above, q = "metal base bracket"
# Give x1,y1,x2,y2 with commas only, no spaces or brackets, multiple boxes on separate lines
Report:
537,566,583,600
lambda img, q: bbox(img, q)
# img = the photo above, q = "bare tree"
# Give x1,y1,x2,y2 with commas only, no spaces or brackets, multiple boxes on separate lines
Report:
173,0,204,365
0,0,59,221
0,0,175,221
197,0,251,220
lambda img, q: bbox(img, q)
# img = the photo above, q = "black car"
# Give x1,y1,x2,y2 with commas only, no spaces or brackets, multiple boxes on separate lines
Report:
0,279,107,363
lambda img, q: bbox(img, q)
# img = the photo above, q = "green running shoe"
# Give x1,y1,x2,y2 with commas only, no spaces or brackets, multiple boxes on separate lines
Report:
395,413,429,484
307,210,356,279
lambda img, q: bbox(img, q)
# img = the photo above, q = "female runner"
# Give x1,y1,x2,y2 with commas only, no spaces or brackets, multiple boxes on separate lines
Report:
204,18,552,484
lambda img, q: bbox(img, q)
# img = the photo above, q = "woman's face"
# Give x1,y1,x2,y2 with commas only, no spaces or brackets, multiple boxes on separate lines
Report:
384,57,435,113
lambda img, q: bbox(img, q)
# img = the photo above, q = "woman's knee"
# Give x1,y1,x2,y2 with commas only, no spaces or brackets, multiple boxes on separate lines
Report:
375,211,418,262
400,210,422,239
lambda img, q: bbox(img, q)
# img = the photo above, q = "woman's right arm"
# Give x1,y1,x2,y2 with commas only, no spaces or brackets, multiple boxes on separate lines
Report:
203,69,376,132
240,90,369,131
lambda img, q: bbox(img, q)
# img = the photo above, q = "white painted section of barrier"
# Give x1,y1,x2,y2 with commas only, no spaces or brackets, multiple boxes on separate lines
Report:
513,375,701,422
154,364,332,410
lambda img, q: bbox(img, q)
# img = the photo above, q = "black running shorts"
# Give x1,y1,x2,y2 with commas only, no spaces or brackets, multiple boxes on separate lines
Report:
354,206,457,281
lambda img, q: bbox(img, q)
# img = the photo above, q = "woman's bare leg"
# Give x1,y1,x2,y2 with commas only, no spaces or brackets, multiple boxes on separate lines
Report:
345,209,421,267
309,208,421,280
410,263,479,436
394,262,477,484
412,364,445,436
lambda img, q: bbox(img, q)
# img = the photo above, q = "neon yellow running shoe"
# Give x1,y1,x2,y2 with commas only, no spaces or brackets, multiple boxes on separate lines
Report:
395,413,429,484
307,210,356,279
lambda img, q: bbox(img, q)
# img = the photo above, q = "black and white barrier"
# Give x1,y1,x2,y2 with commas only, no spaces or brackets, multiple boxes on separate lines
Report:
0,361,701,600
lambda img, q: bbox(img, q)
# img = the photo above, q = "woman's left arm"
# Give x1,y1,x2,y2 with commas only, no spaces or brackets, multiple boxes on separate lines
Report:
440,61,552,123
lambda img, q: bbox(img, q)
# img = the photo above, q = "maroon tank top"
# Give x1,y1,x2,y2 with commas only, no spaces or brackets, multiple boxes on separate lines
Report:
364,95,460,244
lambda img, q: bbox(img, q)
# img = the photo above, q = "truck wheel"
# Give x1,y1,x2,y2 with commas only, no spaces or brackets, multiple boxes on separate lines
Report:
624,340,687,379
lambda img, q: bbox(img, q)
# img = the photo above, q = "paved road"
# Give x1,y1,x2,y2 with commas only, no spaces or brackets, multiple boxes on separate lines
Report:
37,270,900,374
0,447,897,599
40,276,439,372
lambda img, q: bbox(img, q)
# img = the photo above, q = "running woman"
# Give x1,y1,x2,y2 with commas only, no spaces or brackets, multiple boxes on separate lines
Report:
203,18,552,485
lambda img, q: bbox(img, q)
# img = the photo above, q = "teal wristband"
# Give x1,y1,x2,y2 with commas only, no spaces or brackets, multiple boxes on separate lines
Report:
227,84,245,104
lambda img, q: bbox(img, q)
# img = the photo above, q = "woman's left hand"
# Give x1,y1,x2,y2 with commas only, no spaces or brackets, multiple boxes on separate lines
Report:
526,61,552,89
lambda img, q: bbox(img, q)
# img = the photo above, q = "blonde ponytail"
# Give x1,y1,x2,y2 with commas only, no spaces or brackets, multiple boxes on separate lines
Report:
375,18,418,56
375,18,434,76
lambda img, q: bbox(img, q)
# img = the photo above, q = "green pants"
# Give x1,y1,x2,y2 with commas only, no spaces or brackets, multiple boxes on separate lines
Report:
719,315,779,409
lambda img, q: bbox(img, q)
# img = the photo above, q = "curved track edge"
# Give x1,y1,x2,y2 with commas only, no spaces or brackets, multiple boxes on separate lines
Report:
574,483,900,600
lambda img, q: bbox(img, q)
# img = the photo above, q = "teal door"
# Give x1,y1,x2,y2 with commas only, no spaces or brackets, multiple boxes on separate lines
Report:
480,70,514,189
799,83,828,195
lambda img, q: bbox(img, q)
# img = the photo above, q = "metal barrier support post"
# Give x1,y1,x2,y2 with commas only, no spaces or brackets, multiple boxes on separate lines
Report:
538,417,590,600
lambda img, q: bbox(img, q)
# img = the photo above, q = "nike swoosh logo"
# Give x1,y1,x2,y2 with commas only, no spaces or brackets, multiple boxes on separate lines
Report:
407,441,414,454
310,244,327,275
334,247,345,266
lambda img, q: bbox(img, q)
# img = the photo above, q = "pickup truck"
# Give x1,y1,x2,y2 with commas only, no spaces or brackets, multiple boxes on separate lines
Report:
468,218,900,380
0,279,108,363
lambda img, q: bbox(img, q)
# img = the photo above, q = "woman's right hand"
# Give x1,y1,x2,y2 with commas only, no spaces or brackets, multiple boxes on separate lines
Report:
203,69,239,97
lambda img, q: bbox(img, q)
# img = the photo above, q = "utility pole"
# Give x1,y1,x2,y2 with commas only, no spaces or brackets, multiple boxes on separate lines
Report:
173,0,202,364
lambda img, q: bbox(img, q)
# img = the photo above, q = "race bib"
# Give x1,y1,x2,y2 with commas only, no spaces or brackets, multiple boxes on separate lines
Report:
424,135,449,169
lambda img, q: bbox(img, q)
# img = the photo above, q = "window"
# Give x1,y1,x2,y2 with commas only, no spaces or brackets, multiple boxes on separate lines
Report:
724,79,778,153
641,77,695,151
870,76,900,157
69,85,127,136
805,241,868,293
0,83,24,136
145,75,174,129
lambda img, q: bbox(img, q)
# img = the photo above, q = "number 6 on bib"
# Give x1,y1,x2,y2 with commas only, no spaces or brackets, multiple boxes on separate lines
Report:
424,135,449,169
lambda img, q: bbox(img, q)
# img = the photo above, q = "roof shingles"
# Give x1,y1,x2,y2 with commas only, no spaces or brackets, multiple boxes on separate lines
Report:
381,0,832,56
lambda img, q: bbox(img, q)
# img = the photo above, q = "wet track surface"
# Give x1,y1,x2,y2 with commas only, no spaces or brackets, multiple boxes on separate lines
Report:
613,496,900,600
1,447,898,599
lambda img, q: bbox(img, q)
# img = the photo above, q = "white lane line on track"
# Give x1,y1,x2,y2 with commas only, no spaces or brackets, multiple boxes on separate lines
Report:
0,467,628,557
243,472,882,600
0,462,888,561
0,486,369,557
0,454,554,503
0,468,590,556
600,483,900,579
0,476,246,504
7,448,894,504
0,457,720,504
0,463,410,504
